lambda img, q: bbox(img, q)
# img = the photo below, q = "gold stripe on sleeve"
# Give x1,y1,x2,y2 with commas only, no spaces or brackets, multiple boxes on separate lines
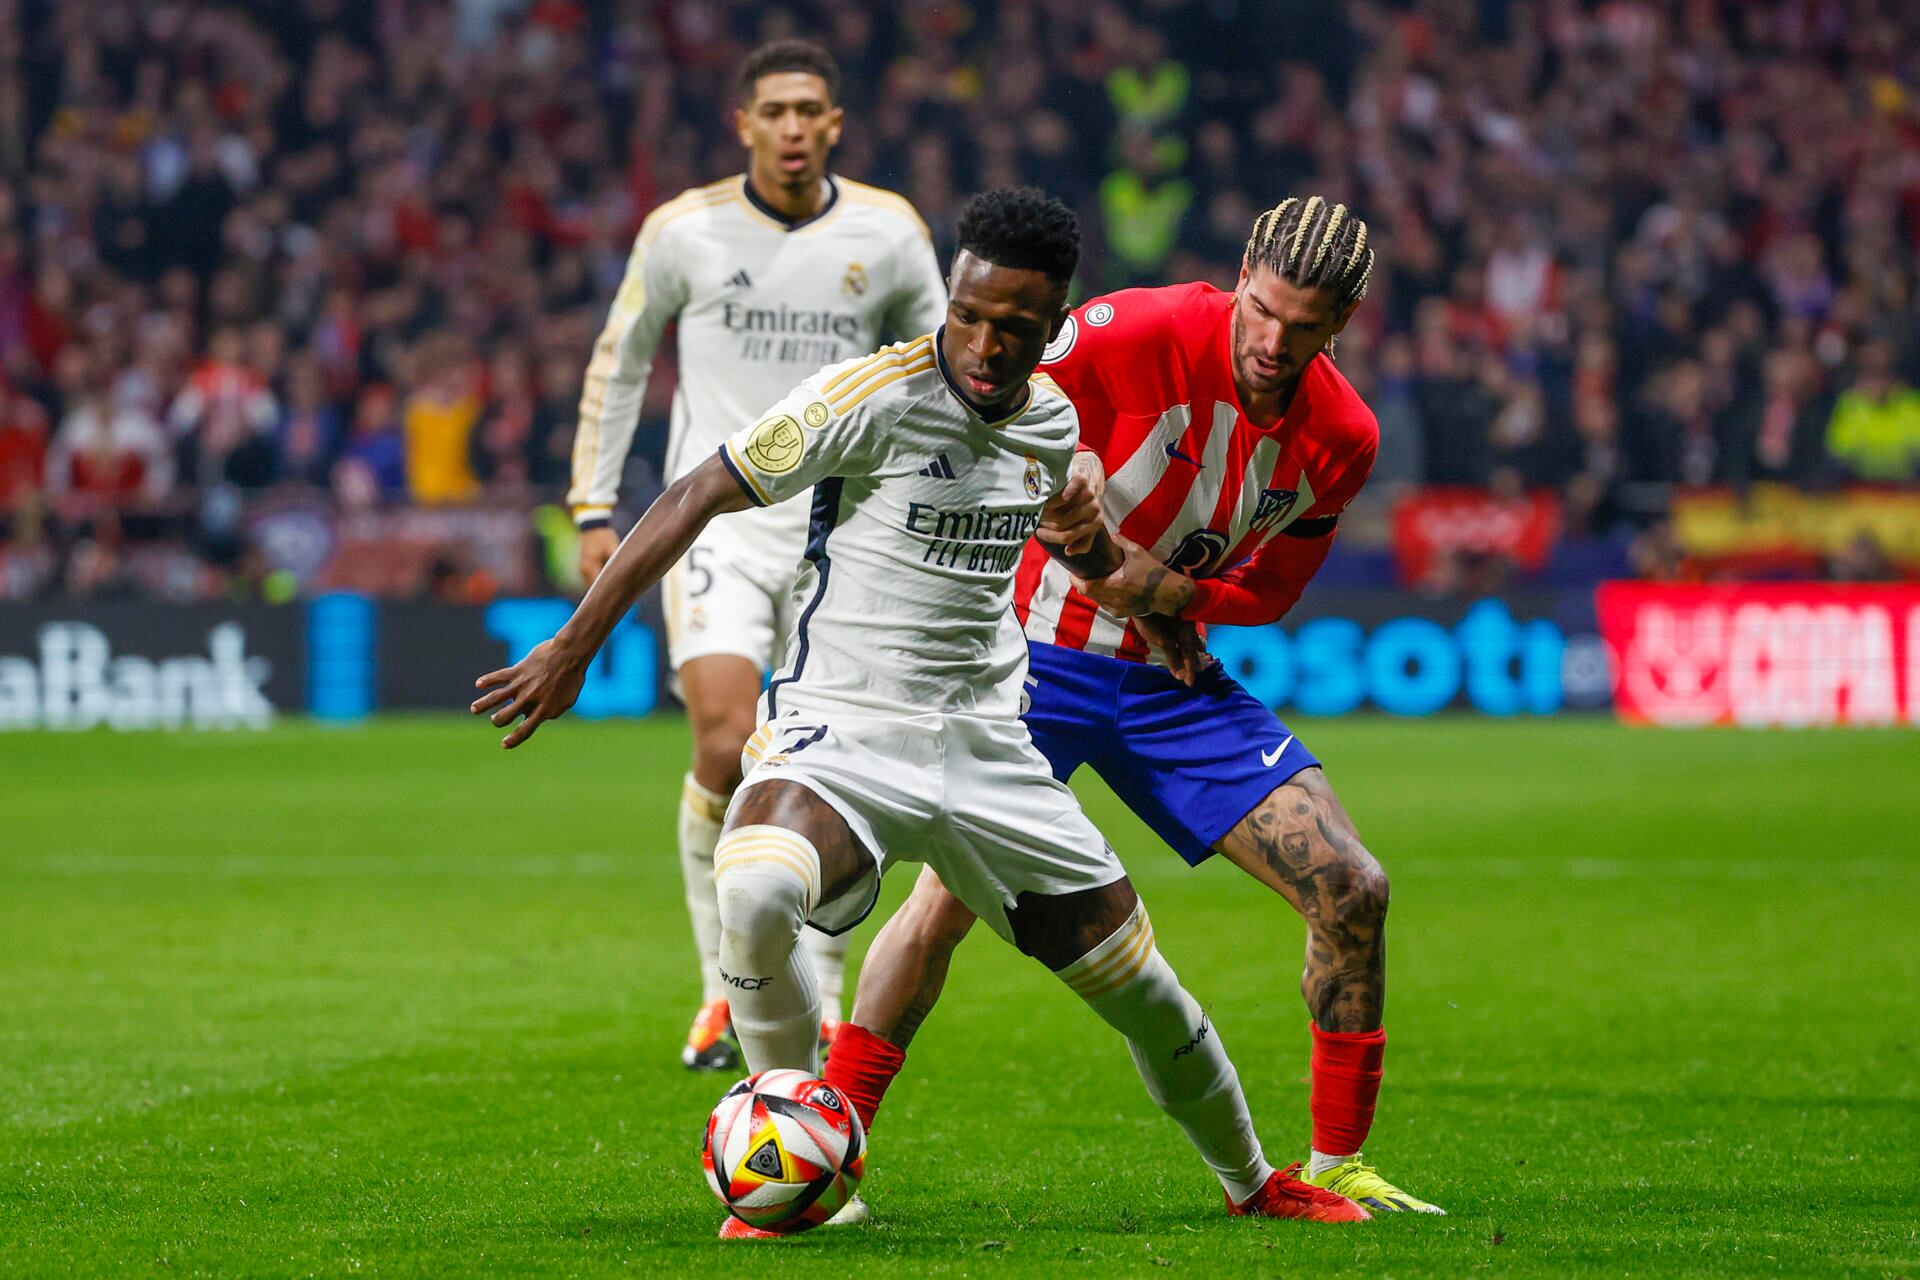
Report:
724,440,777,505
828,359,935,414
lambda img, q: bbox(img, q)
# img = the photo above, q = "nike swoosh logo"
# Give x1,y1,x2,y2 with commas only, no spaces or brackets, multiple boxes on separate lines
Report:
1163,442,1203,468
1261,736,1295,767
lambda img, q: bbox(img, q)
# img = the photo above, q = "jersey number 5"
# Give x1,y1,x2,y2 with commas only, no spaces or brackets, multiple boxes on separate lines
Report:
686,547,715,597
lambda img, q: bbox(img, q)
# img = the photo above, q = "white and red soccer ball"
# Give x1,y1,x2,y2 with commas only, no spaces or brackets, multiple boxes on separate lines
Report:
702,1068,866,1233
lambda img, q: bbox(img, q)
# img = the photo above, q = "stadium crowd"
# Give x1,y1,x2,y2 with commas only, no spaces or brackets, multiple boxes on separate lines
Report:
1,0,1917,601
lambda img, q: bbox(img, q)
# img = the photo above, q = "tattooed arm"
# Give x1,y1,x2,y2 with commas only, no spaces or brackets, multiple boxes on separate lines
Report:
1070,532,1197,618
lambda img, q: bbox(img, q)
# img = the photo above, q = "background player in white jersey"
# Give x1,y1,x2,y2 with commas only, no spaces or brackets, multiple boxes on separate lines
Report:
475,188,1368,1231
566,40,947,1071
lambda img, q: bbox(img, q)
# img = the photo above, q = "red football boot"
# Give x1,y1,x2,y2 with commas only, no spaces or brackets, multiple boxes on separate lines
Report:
1227,1163,1371,1223
682,1000,740,1072
717,1215,782,1240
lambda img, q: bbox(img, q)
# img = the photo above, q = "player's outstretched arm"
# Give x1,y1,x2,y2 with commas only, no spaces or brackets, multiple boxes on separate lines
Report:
471,454,752,748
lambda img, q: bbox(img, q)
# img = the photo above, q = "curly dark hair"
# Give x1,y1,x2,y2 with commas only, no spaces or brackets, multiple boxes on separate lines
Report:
737,39,840,104
955,187,1080,286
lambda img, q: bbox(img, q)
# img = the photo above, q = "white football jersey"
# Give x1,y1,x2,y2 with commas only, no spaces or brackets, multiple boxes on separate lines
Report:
719,334,1079,721
569,175,948,550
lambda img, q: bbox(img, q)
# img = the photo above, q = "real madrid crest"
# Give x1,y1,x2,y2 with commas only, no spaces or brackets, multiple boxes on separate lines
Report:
842,262,868,297
1023,455,1044,500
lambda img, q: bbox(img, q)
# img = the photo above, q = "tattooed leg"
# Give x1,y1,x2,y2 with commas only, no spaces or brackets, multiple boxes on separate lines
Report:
1213,767,1388,1033
848,866,978,1049
824,868,977,1133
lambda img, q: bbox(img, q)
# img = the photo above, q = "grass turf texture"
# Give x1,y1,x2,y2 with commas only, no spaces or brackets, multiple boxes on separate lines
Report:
2,716,1916,1278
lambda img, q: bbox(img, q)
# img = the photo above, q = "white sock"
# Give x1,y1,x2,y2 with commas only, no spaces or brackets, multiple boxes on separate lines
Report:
1308,1148,1352,1177
713,824,824,1074
800,927,850,1022
1058,900,1274,1204
678,774,729,1004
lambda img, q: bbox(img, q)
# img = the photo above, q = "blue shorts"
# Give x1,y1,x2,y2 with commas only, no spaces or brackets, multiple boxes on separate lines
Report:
1021,642,1321,867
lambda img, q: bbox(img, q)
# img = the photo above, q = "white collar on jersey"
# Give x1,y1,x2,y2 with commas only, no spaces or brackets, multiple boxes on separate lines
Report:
740,173,840,231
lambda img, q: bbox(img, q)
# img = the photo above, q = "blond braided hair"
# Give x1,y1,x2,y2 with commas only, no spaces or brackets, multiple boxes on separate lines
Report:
1244,195,1375,309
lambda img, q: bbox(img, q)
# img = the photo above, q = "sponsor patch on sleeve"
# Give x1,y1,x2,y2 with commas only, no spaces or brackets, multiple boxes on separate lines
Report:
1040,314,1078,364
744,414,805,474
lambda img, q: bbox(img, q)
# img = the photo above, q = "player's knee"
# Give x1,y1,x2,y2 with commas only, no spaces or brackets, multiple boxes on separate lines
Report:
715,878,803,975
693,716,756,791
713,827,819,975
1331,854,1390,931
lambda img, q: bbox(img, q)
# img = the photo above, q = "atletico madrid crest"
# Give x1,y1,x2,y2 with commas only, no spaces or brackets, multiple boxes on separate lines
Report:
1250,487,1300,531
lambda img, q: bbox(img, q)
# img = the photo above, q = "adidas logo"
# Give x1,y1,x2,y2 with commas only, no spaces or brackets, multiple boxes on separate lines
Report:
916,453,959,480
726,269,752,288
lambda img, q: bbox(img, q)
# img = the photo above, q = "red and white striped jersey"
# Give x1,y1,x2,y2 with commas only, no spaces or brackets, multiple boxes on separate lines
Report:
1014,282,1377,664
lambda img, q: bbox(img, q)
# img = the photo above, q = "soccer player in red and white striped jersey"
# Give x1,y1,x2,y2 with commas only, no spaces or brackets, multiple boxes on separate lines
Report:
1013,273,1376,659
826,197,1445,1217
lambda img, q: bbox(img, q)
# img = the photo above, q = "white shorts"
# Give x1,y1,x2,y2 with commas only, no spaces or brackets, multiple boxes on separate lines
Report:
662,513,803,673
730,712,1126,943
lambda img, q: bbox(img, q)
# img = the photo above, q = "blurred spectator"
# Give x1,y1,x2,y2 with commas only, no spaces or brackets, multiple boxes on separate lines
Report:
402,338,482,505
1106,26,1188,132
44,350,171,509
0,375,49,508
0,500,57,599
469,350,538,493
334,382,405,505
1357,335,1425,496
275,355,343,486
1824,340,1920,483
1626,361,1726,489
1720,348,1832,487
1099,126,1193,284
170,327,279,489
528,350,584,490
1484,374,1558,490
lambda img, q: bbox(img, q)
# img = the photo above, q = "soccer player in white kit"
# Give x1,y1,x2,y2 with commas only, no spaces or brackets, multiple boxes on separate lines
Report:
566,40,947,1070
475,188,1367,1233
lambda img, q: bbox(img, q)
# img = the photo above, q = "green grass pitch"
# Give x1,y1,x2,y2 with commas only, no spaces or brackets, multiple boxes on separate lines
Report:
3,716,1916,1277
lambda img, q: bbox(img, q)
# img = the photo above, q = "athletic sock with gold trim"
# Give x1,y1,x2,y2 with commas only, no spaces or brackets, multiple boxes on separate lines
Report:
1056,900,1274,1203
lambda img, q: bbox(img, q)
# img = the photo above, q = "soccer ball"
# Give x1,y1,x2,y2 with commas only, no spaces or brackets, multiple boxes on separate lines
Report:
702,1068,866,1233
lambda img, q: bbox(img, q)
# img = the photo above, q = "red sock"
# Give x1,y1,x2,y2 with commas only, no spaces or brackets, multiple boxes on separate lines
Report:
1309,1023,1386,1156
821,1023,906,1132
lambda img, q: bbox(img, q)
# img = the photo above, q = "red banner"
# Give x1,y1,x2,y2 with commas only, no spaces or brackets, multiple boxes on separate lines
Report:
1595,582,1920,727
1391,488,1561,584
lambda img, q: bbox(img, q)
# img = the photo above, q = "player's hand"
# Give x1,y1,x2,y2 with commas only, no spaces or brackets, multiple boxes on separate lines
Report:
1132,614,1211,686
1072,534,1196,618
577,526,619,586
470,638,589,749
1036,456,1106,556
